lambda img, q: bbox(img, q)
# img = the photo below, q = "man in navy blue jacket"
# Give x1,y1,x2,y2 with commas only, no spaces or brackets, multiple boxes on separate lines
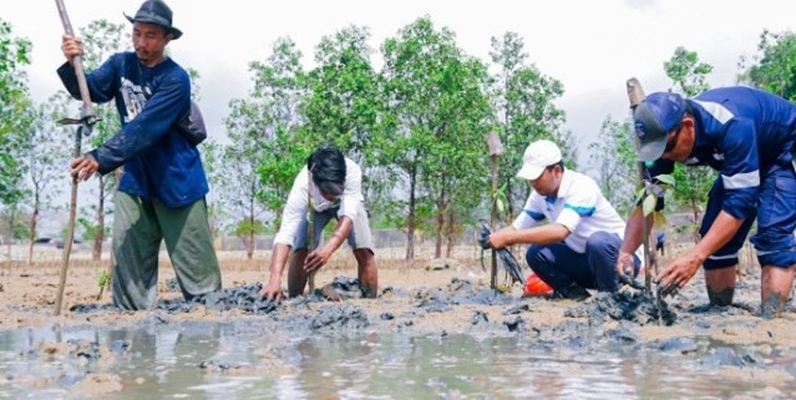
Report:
59,0,221,310
617,87,796,318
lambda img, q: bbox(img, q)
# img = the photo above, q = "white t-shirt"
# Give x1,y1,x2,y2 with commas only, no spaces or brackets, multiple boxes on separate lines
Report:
512,169,627,254
273,158,364,247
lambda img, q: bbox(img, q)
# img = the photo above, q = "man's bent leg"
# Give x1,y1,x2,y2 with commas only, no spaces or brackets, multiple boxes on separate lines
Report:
156,198,221,301
287,249,309,297
354,249,378,298
705,267,737,306
585,231,639,292
349,204,378,298
112,192,163,310
761,265,795,318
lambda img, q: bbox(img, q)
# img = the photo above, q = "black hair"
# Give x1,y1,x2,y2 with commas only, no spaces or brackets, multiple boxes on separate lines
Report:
546,161,565,173
307,146,347,196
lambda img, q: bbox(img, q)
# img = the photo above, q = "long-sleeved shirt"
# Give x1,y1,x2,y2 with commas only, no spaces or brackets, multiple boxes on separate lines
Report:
58,52,208,208
647,87,796,220
273,158,364,246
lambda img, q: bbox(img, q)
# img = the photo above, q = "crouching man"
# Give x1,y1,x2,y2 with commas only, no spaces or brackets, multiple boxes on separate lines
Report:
487,140,641,299
261,146,378,301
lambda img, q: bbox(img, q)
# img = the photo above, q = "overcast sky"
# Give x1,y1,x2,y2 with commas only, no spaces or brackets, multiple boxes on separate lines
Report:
6,0,796,165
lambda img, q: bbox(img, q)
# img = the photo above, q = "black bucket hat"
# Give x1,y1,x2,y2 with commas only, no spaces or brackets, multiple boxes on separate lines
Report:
124,0,182,40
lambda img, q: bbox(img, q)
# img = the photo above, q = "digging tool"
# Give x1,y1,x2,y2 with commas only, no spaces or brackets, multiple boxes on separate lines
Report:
626,77,663,324
306,165,316,294
53,0,101,316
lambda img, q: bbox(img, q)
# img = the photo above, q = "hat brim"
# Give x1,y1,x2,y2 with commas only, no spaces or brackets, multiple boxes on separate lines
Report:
517,164,544,181
124,13,182,39
637,135,667,162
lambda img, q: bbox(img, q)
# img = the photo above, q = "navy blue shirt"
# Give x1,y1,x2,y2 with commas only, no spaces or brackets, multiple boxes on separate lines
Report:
647,87,796,220
58,52,209,208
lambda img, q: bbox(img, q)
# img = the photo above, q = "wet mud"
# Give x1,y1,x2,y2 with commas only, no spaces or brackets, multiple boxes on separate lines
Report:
2,260,796,397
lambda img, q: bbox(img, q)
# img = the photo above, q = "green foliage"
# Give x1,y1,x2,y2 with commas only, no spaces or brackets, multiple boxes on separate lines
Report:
381,17,493,257
664,46,713,97
232,218,265,238
97,269,111,290
633,174,675,227
0,19,33,207
738,30,796,101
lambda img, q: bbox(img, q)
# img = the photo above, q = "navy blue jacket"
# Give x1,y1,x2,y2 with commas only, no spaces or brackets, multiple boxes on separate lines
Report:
58,52,208,208
648,87,796,220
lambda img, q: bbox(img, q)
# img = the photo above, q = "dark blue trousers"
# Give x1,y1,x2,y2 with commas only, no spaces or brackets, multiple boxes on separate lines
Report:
525,231,640,292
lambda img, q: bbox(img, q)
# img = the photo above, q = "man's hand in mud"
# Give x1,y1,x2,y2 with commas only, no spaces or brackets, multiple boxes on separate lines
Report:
304,247,332,274
260,281,283,302
615,251,639,288
656,249,705,297
70,154,99,182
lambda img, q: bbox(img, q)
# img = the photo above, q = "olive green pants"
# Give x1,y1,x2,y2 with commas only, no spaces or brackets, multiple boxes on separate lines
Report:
111,192,221,310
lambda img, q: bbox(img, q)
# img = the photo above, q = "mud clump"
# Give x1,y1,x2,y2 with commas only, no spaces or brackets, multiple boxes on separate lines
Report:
566,290,676,326
309,305,370,331
190,283,277,314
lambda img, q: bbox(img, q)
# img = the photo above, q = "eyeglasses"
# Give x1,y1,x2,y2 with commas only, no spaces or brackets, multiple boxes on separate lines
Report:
664,124,683,153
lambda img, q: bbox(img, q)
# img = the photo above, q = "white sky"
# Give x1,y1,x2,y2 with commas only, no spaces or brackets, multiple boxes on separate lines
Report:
6,0,796,165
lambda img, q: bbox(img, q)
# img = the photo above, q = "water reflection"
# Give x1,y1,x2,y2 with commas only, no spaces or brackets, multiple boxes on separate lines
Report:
0,322,794,399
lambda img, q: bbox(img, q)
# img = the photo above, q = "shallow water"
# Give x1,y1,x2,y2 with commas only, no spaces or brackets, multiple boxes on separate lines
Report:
0,320,794,399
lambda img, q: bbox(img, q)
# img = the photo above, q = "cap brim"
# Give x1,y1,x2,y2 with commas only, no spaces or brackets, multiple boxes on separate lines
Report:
517,165,544,180
637,136,667,162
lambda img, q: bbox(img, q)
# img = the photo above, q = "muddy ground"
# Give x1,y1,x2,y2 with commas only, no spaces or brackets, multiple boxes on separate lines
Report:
0,244,795,397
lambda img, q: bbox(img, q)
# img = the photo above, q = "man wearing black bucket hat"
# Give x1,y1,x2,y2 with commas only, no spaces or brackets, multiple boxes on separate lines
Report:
58,0,221,310
617,87,796,318
261,146,378,301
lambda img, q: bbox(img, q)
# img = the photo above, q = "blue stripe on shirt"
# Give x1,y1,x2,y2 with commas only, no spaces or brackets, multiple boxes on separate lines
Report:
564,203,595,217
524,209,546,221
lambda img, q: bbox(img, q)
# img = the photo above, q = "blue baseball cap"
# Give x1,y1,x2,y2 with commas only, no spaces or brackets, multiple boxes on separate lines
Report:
633,92,686,162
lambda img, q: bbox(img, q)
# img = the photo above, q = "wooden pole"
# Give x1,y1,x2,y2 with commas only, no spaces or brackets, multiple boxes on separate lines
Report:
307,166,316,294
487,132,504,289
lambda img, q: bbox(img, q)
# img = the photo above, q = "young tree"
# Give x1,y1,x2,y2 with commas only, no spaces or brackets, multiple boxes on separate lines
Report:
382,17,493,259
588,116,637,214
75,19,127,261
0,19,33,222
21,96,71,264
664,46,715,238
226,37,307,258
489,31,566,217
301,25,390,211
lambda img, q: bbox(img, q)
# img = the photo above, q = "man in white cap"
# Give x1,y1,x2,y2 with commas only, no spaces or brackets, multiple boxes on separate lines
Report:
487,140,640,299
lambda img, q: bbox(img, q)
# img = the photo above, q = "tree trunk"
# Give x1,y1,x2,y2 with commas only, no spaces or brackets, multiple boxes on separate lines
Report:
434,179,446,259
247,190,255,259
445,201,456,258
405,167,417,260
691,198,700,243
93,177,106,261
27,205,38,267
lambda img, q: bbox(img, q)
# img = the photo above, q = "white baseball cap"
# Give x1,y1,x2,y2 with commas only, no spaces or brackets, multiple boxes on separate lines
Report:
516,140,562,180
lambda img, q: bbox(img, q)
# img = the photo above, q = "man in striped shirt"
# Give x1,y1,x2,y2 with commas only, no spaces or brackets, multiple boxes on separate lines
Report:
487,140,641,299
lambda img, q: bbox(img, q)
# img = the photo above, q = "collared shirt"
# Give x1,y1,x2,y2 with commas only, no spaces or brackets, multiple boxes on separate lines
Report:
273,158,364,247
512,169,627,253
647,87,796,219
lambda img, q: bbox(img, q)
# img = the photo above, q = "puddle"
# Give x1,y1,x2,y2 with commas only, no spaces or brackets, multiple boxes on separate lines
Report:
0,321,795,399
